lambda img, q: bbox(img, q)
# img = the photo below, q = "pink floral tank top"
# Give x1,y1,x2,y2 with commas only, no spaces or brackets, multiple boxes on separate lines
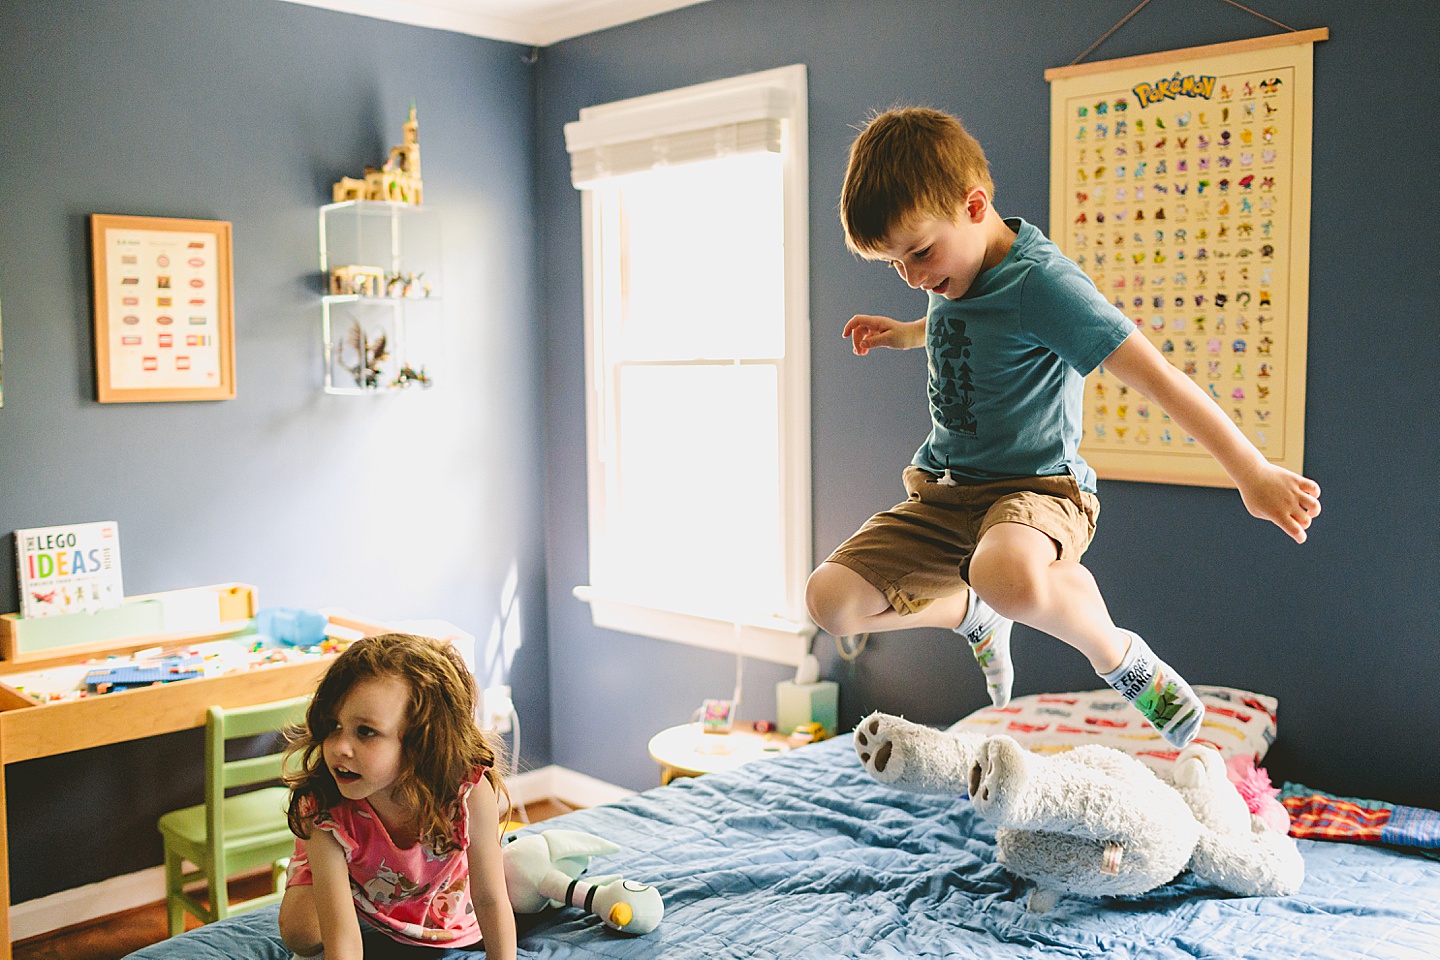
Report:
287,766,489,947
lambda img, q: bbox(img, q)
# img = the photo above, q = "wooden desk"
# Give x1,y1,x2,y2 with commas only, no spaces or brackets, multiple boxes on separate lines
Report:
0,614,384,956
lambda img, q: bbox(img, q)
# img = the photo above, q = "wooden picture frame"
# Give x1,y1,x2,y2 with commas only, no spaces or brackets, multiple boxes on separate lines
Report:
90,214,235,403
1047,29,1325,486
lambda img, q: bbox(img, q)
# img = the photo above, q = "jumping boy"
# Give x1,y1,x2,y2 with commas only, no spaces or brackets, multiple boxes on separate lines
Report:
806,107,1321,747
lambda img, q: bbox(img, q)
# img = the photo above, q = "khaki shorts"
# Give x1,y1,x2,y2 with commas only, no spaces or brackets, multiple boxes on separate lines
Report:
825,466,1100,616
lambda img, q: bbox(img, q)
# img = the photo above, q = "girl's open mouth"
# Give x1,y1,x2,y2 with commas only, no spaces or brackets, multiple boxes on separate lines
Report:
334,768,361,783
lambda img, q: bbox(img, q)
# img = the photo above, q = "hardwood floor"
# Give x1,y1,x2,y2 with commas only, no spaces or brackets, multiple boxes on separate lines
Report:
14,798,578,960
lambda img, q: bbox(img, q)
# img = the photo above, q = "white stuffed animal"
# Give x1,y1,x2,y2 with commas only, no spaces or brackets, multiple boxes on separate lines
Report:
502,828,664,934
854,712,1304,911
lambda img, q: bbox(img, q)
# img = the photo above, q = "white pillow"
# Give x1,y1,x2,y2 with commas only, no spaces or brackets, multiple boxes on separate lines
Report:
947,685,1277,776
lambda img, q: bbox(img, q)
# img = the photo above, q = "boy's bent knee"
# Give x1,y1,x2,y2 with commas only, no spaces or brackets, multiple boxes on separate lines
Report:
968,554,1045,620
970,522,1065,617
806,561,882,636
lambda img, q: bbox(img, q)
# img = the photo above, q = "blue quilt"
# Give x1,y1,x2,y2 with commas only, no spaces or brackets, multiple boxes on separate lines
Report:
129,737,1440,959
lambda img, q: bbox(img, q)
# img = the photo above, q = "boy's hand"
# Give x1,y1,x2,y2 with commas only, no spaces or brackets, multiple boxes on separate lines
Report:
1235,462,1322,544
842,315,925,355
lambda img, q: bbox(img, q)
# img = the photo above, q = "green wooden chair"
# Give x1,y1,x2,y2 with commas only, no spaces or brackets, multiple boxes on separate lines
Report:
157,695,311,936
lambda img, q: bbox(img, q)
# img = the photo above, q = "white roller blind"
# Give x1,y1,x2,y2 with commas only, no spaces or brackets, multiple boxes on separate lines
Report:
569,117,781,186
565,81,792,187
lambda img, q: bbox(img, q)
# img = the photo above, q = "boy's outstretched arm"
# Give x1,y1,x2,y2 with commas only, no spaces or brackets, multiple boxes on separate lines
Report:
1101,330,1322,543
843,314,926,355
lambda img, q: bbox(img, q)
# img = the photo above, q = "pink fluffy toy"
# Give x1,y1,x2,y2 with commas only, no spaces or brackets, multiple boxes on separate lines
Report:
1226,754,1291,834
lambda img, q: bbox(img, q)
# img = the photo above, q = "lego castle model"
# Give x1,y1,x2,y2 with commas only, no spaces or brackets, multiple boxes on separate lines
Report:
332,106,424,205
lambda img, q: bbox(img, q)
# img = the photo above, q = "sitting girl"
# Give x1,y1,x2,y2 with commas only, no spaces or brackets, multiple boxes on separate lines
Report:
279,633,516,960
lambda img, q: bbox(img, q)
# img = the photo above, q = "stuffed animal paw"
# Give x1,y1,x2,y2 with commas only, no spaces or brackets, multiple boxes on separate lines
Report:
853,711,984,793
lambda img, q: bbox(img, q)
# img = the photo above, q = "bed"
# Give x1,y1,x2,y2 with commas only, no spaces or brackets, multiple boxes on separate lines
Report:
129,730,1440,960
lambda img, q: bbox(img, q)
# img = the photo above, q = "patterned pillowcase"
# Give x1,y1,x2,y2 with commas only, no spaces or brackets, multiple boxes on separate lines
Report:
947,685,1277,776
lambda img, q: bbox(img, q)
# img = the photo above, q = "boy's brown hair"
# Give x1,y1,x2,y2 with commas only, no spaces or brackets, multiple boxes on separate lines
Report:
840,106,995,256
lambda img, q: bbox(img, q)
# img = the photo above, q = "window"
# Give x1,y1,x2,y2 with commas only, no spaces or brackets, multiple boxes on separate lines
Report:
566,65,812,666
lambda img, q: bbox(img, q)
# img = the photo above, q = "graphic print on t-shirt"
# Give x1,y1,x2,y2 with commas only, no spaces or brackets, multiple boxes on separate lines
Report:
929,316,978,437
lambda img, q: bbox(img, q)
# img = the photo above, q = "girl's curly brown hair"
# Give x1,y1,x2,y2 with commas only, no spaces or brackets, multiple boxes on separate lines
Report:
285,633,508,852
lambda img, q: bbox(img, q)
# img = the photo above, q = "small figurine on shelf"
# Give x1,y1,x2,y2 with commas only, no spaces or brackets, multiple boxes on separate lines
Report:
384,271,429,298
393,364,433,389
332,104,425,204
330,265,385,297
341,320,389,390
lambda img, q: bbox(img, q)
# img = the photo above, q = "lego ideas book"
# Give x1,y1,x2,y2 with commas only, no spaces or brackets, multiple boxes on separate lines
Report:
14,520,124,618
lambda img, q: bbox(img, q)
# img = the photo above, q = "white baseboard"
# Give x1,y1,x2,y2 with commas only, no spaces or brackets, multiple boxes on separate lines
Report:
10,867,168,942
10,766,631,942
506,764,635,810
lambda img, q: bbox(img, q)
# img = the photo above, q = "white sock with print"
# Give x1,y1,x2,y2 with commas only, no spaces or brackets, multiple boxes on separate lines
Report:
955,588,1014,708
1099,630,1205,749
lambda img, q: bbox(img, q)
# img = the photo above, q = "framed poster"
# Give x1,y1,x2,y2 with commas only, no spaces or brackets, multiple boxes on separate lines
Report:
91,214,235,403
1048,29,1326,487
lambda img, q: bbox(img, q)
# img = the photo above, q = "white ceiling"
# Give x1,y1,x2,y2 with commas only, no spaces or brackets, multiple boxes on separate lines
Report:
280,0,714,46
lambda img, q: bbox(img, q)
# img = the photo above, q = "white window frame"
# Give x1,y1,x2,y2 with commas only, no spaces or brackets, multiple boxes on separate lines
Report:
566,64,813,667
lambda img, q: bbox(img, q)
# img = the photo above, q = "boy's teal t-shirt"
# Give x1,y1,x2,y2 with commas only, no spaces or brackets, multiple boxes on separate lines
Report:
914,217,1133,494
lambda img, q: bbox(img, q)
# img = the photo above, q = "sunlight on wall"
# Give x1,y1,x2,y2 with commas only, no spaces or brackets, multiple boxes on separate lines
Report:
479,559,522,691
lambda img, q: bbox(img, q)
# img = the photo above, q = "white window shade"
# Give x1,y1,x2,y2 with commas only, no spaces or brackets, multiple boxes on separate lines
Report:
565,80,793,187
569,118,782,187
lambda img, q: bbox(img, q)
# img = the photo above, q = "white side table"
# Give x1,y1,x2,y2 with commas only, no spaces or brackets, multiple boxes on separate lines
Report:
647,721,791,785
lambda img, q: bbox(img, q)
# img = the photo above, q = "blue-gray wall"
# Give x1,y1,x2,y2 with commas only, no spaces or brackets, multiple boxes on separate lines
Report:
0,1,547,901
539,0,1439,806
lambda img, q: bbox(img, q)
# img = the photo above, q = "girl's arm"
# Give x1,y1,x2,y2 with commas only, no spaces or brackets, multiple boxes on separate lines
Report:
1101,329,1321,543
306,827,364,960
466,775,518,960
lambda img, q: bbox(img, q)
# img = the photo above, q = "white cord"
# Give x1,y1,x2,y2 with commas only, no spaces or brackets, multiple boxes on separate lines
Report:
731,620,744,713
508,706,528,823
508,706,521,779
835,633,869,661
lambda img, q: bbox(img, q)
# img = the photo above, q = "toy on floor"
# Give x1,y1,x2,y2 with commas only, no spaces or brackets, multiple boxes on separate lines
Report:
502,829,664,935
853,712,1304,911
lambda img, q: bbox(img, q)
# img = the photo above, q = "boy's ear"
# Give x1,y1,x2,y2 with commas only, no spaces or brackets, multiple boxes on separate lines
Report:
963,186,990,223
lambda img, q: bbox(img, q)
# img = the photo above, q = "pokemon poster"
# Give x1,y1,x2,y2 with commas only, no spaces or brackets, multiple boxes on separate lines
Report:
1048,31,1324,486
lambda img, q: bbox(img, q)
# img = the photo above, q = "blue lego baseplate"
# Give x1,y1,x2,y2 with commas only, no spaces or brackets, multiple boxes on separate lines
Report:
84,655,205,692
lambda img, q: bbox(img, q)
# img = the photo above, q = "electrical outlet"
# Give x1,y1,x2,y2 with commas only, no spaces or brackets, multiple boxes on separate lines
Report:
483,684,513,733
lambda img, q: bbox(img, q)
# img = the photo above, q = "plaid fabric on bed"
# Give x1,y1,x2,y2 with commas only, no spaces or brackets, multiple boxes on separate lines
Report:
1282,793,1390,842
1281,782,1440,851
1386,803,1440,848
